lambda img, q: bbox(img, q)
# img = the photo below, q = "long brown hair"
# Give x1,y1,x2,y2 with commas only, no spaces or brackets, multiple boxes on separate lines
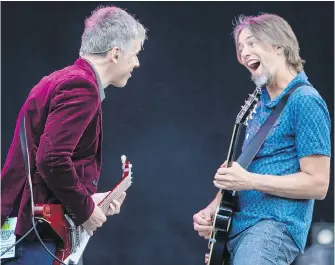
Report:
233,14,305,72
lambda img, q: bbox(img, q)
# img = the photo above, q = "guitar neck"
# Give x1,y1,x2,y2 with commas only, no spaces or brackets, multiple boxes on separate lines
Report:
226,123,242,167
98,176,132,214
218,123,242,198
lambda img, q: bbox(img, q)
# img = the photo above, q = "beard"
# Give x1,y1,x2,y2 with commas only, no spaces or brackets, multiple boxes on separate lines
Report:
251,67,272,88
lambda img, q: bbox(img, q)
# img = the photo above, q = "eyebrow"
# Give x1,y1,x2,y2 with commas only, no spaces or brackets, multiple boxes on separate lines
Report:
238,35,255,48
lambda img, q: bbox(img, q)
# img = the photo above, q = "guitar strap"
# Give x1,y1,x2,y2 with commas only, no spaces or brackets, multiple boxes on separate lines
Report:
222,82,310,265
20,116,31,177
236,82,310,169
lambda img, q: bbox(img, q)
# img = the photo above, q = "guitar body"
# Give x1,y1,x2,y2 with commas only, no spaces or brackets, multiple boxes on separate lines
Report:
34,204,76,265
33,156,133,265
206,192,235,265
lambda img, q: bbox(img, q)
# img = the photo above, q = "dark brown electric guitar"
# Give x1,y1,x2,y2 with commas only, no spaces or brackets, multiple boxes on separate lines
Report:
205,87,262,265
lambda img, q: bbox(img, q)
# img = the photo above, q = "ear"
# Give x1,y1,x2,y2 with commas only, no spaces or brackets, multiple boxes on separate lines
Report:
107,47,120,64
276,46,284,56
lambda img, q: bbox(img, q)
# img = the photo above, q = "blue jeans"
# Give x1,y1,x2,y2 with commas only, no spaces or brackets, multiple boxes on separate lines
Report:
227,219,300,265
1,239,56,265
1,239,84,265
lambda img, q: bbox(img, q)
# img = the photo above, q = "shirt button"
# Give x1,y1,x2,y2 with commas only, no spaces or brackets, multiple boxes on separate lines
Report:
92,179,98,186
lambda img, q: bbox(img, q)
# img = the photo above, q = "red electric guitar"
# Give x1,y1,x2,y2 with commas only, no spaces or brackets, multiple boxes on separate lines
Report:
34,155,133,265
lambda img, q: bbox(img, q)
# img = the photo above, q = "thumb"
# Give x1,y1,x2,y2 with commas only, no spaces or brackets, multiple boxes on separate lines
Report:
118,192,127,203
100,192,110,202
102,191,109,197
220,160,228,168
94,192,108,205
203,208,212,221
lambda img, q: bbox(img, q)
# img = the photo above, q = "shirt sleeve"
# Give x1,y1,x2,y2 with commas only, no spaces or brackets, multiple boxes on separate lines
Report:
293,92,331,159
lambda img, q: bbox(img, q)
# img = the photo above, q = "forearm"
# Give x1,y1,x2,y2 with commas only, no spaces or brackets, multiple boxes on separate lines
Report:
252,171,328,200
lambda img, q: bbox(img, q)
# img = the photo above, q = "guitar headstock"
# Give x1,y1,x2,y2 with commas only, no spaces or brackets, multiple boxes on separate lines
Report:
235,87,262,126
121,155,133,182
97,155,133,209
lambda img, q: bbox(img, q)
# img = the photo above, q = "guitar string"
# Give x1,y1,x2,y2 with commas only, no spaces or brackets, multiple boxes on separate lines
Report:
77,177,131,241
100,179,129,209
100,184,129,213
99,177,131,212
99,165,130,210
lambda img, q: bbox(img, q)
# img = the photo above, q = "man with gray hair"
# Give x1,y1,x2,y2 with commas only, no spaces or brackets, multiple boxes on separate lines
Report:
193,14,331,265
1,5,147,265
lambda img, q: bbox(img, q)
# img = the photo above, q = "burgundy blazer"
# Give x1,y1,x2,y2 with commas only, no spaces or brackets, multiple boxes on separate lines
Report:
1,58,103,238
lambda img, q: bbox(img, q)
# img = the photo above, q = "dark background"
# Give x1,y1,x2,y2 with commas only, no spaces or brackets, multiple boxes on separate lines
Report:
1,2,334,265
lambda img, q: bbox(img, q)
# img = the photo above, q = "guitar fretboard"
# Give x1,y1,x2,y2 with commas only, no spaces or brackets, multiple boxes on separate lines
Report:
99,176,132,214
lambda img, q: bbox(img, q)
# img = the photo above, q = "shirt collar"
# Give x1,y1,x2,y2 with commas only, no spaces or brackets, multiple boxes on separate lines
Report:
261,71,309,109
81,58,105,102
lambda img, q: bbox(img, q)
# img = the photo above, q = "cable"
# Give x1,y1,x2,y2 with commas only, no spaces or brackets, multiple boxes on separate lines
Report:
31,217,68,265
0,220,39,257
20,117,68,265
0,219,68,264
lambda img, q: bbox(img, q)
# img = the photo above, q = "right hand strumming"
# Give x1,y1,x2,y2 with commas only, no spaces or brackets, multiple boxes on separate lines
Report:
193,207,215,239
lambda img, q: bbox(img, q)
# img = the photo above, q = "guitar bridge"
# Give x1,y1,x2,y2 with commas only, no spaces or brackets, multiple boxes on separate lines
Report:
64,214,77,253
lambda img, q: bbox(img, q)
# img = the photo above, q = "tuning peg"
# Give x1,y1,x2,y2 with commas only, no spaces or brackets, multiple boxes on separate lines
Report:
253,108,257,114
249,114,253,119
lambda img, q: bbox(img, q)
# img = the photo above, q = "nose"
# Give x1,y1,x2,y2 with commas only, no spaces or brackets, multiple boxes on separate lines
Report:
134,56,140,68
240,46,251,62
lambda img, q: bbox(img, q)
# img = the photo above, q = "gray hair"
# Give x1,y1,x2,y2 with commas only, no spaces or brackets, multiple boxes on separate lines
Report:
232,13,305,72
79,5,147,57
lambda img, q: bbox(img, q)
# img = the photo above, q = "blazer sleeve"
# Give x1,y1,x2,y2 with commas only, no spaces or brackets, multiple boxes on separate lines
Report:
36,79,99,226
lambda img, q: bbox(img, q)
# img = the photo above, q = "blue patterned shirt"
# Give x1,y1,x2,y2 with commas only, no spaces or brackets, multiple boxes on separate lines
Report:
230,72,331,251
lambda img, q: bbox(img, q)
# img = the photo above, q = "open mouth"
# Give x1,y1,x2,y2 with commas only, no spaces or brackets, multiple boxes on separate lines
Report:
247,60,260,72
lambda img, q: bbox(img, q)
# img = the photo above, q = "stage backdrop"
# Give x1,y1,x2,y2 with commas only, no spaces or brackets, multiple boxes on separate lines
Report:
1,2,334,265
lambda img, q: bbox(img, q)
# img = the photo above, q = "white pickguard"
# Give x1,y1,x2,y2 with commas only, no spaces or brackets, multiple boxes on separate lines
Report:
62,157,132,264
63,229,91,265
